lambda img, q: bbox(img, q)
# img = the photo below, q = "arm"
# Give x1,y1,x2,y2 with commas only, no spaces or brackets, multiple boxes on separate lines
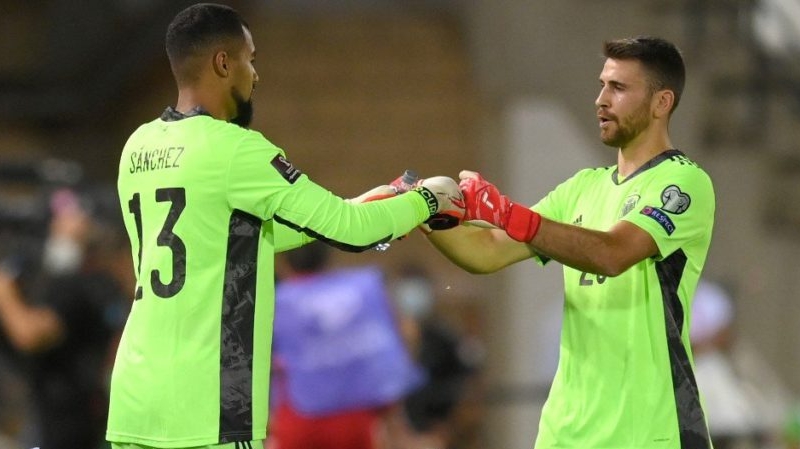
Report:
228,138,462,252
273,222,315,253
0,271,64,353
454,170,658,277
273,185,396,253
530,217,658,277
425,225,536,274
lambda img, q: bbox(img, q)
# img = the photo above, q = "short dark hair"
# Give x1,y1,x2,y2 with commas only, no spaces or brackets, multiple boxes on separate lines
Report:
165,3,249,84
603,36,685,112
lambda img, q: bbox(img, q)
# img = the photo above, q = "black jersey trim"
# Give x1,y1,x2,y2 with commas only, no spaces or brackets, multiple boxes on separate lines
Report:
273,214,391,253
612,149,685,185
655,250,711,449
160,106,211,122
219,210,260,443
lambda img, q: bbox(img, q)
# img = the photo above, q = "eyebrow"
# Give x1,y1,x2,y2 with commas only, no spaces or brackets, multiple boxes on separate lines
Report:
600,78,627,89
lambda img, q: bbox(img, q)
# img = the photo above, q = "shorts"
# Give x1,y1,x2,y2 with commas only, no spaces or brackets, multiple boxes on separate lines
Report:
269,403,382,449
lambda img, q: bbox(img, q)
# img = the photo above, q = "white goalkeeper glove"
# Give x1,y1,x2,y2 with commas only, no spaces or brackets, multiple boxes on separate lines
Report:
412,176,465,230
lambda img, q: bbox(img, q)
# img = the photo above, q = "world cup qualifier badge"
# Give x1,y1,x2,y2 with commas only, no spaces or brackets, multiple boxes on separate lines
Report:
660,185,691,214
270,155,302,184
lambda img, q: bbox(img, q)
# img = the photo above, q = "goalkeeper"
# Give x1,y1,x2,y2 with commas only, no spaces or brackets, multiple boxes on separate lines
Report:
106,4,464,449
425,37,716,449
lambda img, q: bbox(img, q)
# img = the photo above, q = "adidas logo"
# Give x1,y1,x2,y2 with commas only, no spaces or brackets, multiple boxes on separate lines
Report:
573,215,583,226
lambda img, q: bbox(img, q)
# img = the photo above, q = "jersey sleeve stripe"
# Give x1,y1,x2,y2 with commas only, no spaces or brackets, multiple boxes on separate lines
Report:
273,214,392,253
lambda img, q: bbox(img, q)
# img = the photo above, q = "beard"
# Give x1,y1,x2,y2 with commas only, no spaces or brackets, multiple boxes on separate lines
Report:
230,87,254,128
600,101,651,148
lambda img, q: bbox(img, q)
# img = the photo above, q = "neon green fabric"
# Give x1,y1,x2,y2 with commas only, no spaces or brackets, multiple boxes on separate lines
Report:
108,112,429,447
531,150,715,448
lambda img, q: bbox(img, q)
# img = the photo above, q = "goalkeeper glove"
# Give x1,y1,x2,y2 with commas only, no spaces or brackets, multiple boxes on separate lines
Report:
413,176,465,230
459,171,541,242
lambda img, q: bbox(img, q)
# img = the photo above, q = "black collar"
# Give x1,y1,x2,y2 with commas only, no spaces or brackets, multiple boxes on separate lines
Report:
612,149,684,184
160,106,211,122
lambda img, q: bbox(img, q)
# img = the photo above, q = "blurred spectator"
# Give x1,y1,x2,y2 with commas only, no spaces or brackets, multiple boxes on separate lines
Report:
0,356,24,449
268,241,423,449
390,265,484,449
691,279,791,449
0,186,133,449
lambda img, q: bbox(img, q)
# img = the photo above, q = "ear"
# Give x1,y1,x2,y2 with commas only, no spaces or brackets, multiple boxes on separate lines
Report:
212,51,230,77
652,89,674,118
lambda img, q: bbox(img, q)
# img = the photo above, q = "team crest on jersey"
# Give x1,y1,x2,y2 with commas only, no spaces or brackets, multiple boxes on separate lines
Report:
620,194,640,218
660,185,690,214
270,155,302,184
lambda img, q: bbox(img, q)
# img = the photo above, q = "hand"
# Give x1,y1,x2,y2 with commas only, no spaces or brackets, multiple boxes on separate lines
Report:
389,169,420,194
458,170,542,242
458,171,511,227
347,185,396,203
413,176,465,230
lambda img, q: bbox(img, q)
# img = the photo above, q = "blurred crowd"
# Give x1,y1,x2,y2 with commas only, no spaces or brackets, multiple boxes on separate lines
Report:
0,159,134,449
690,279,800,449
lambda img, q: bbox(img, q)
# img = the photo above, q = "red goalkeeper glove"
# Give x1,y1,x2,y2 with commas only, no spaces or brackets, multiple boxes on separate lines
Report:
458,171,541,242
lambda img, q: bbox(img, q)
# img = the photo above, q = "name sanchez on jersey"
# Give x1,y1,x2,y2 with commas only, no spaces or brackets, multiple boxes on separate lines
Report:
129,146,184,174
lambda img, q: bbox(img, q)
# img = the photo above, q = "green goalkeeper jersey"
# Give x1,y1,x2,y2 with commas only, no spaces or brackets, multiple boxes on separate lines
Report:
107,108,430,447
531,150,715,449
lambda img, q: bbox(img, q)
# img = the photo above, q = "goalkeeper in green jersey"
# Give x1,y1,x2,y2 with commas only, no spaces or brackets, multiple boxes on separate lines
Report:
106,4,464,449
427,37,715,448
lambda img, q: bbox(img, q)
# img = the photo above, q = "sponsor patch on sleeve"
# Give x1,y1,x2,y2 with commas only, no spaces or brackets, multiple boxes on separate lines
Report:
270,154,302,184
640,206,676,235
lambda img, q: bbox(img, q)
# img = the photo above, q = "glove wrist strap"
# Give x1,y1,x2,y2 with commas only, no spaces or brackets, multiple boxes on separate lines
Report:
505,203,542,243
412,186,439,217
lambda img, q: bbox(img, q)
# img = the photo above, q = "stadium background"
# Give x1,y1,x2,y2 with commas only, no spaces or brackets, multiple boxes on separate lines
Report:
1,1,799,448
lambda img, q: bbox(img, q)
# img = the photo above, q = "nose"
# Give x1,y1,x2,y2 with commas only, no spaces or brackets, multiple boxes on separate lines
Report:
594,89,605,108
595,86,609,109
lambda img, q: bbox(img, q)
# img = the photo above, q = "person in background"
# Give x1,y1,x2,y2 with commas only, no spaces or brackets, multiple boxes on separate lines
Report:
691,279,792,449
0,359,24,449
268,241,423,449
390,265,483,449
0,186,133,449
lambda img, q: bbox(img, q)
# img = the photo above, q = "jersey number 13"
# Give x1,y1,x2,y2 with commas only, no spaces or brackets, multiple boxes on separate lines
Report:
127,188,187,299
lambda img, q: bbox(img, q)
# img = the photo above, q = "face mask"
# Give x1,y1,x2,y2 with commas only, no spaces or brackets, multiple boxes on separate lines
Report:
42,236,83,275
393,278,434,320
